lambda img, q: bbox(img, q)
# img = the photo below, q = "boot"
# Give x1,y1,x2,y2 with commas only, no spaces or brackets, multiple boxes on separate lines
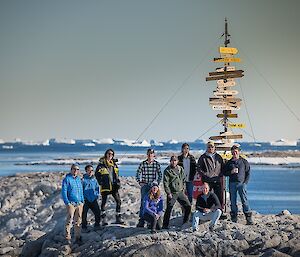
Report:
245,212,254,225
101,212,108,226
136,218,145,228
230,211,238,223
115,213,125,225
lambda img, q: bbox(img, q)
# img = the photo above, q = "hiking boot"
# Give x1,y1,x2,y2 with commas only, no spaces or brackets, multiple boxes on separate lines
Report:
245,212,254,225
220,213,227,220
150,229,157,234
115,214,125,225
230,212,238,223
209,225,215,232
74,236,82,245
101,213,108,226
137,219,145,228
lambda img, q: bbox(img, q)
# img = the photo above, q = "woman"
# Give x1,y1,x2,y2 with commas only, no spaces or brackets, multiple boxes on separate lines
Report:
142,181,164,233
178,143,197,204
95,149,124,225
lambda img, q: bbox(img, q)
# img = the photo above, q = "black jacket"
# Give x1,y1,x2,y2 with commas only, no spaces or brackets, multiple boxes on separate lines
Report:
178,153,197,181
197,152,224,183
195,191,221,212
223,157,250,184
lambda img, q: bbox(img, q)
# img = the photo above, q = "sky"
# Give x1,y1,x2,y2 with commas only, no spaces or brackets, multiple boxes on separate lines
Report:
0,0,299,143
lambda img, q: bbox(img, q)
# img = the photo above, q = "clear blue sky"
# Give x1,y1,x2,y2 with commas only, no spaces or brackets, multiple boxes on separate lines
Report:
0,0,299,142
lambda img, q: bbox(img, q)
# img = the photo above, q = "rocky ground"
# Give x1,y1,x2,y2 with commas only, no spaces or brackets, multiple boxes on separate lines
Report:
0,172,300,257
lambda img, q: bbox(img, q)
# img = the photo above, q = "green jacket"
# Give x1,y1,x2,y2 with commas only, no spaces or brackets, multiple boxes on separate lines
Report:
163,165,186,195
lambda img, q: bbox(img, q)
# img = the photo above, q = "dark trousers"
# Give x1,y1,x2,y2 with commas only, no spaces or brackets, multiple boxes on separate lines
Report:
101,188,121,213
143,212,162,231
82,199,101,228
205,180,223,207
163,191,191,228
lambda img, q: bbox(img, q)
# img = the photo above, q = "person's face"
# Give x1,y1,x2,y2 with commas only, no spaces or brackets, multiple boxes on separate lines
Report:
170,158,178,167
151,186,159,194
202,183,210,195
182,145,189,155
71,166,80,176
147,152,155,161
231,149,240,159
106,151,114,161
86,166,94,177
207,144,215,154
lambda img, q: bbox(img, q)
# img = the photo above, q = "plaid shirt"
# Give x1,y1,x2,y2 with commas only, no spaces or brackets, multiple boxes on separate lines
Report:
136,159,162,185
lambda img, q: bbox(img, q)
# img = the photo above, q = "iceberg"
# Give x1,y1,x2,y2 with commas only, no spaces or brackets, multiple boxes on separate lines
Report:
120,139,151,147
92,138,114,144
150,139,163,146
2,145,13,149
53,138,76,144
83,142,96,147
270,139,297,146
167,139,179,144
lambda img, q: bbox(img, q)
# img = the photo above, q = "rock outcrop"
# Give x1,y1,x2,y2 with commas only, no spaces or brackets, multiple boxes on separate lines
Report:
0,172,300,257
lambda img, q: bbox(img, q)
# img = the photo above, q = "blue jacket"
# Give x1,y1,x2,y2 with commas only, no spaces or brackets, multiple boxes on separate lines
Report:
143,194,164,217
61,173,84,205
223,157,250,184
82,174,100,203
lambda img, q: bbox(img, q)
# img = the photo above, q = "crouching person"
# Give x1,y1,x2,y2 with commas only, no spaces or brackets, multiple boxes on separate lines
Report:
192,182,222,232
61,163,84,244
82,164,101,230
142,181,163,233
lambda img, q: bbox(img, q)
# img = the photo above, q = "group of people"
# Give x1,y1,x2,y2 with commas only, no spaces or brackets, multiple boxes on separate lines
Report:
61,142,253,243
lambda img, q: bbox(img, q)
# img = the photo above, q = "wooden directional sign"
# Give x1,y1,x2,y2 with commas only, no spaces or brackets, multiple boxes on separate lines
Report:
209,134,243,140
214,90,238,96
216,146,232,151
209,70,244,76
217,79,236,87
228,123,246,128
217,113,238,118
206,73,244,81
219,47,238,55
214,57,241,63
209,97,242,103
216,66,235,72
212,105,241,111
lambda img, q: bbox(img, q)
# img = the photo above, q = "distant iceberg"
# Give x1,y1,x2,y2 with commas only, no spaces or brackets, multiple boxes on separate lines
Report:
83,142,96,147
21,139,50,146
150,139,163,146
120,139,151,147
167,139,179,144
53,138,76,144
92,138,114,144
2,145,13,149
270,139,297,146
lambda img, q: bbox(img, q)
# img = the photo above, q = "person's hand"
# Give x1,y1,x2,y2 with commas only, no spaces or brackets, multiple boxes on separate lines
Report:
203,208,210,213
155,214,160,220
168,193,172,199
139,182,146,187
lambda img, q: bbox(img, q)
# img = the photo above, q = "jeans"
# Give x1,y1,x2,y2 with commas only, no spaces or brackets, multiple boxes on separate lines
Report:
229,182,251,214
192,209,222,230
139,184,151,218
185,181,194,204
82,199,101,228
143,212,163,231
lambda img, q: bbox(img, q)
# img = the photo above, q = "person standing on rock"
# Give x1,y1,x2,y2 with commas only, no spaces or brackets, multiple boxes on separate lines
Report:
82,164,101,230
61,163,84,244
95,149,125,225
162,155,191,229
178,143,197,204
197,141,225,213
192,182,222,232
223,145,253,225
142,181,164,233
136,148,162,227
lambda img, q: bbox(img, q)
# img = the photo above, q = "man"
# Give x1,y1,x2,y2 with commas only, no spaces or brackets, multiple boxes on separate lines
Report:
197,141,224,211
82,164,101,230
61,163,84,244
223,145,253,225
136,148,162,227
192,182,222,232
178,143,197,204
162,155,191,229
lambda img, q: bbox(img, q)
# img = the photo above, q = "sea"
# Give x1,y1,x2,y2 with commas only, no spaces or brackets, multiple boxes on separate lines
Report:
1,139,300,215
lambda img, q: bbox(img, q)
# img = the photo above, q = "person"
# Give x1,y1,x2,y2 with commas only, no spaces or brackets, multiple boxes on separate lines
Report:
192,182,222,232
178,143,197,204
142,181,164,233
223,145,253,225
82,164,101,230
162,155,191,229
136,148,162,227
95,149,124,225
61,163,84,244
197,141,224,212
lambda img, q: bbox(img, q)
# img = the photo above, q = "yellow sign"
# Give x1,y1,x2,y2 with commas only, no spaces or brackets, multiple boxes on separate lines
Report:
214,57,241,63
219,47,238,55
228,123,246,128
